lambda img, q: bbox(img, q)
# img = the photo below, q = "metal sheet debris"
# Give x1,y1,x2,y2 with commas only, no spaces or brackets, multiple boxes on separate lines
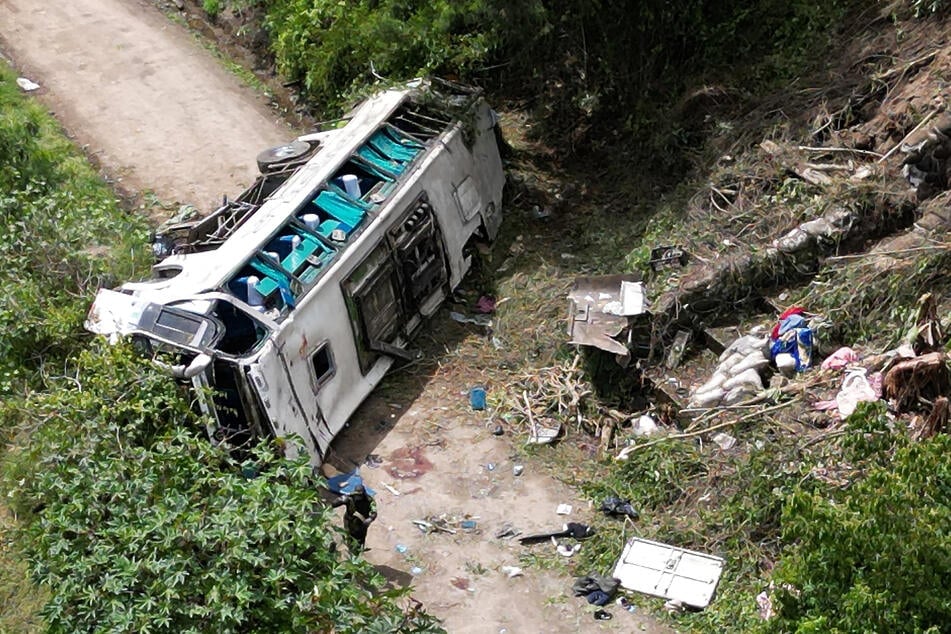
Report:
567,274,648,362
612,537,725,609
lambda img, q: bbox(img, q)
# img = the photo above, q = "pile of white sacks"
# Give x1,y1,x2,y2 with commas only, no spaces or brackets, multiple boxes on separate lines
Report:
691,330,771,407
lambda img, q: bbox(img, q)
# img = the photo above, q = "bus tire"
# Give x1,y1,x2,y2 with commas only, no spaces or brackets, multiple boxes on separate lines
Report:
256,140,313,172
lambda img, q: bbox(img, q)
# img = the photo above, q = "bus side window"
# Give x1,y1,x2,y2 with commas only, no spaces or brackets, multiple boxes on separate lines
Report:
311,342,335,388
213,301,269,357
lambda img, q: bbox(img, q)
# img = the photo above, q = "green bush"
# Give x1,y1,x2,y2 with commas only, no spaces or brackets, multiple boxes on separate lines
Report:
262,0,854,133
764,405,951,633
6,345,443,633
265,0,543,105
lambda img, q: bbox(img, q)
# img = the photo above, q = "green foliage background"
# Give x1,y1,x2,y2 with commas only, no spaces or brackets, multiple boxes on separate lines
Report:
6,346,440,633
260,0,849,131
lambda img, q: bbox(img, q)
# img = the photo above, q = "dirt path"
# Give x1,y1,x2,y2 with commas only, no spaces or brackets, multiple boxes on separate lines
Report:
331,361,673,633
1,3,672,632
0,0,294,214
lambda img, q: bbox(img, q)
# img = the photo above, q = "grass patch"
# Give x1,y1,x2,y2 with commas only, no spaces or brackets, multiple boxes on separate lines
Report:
0,59,154,632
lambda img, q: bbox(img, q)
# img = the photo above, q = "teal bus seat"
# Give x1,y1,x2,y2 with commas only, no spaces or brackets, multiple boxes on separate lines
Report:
368,129,421,163
355,144,405,176
314,190,366,228
283,233,334,285
318,218,354,241
250,256,297,307
283,233,332,276
349,156,396,183
325,182,374,211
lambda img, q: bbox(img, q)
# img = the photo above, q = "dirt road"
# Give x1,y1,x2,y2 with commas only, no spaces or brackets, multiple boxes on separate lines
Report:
0,0,293,214
331,359,672,633
0,2,672,632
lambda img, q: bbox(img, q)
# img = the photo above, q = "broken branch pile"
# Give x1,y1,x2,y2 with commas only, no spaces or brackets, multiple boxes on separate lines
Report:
502,355,592,443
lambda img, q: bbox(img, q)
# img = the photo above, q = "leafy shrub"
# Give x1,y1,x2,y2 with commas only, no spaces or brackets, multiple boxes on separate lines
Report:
764,406,951,633
203,0,223,18
6,345,443,633
265,0,544,105
262,0,855,138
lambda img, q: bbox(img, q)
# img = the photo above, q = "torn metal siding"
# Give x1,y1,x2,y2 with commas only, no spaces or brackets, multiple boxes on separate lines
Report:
567,274,647,362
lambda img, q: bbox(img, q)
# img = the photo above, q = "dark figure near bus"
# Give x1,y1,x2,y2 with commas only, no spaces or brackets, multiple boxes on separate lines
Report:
332,485,377,550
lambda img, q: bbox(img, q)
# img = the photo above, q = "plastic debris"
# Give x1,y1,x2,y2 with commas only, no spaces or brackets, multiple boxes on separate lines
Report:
556,503,573,515
632,414,660,437
556,541,582,557
836,368,880,418
485,462,495,471
531,205,551,219
411,566,424,575
527,420,561,445
649,245,688,270
593,609,613,620
501,565,523,578
665,599,686,614
474,295,496,314
712,432,736,451
326,469,376,497
395,544,408,554
513,464,524,476
364,453,383,468
450,311,492,327
600,496,639,520
616,597,637,613
470,386,487,410
757,590,775,620
665,329,691,368
691,330,770,408
461,519,478,531
16,77,40,92
492,424,504,436
495,523,521,540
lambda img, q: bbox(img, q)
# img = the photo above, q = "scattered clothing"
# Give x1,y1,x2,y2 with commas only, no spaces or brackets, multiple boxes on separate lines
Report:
587,590,611,606
474,295,496,314
600,496,639,520
770,308,813,372
821,346,858,371
572,573,620,598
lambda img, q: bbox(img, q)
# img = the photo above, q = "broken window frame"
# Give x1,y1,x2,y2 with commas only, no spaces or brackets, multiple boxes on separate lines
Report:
310,341,336,389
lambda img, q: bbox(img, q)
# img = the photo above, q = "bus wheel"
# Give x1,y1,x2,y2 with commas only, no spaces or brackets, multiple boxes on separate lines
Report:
256,140,312,173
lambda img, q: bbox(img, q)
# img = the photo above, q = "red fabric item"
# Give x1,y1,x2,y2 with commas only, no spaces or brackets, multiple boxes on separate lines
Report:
770,306,805,340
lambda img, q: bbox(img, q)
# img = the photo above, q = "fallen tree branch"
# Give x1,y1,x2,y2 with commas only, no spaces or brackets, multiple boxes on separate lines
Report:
878,111,936,163
797,145,884,159
825,244,951,262
616,400,796,460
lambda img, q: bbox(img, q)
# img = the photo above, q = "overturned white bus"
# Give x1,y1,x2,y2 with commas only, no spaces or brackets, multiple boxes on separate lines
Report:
87,80,505,465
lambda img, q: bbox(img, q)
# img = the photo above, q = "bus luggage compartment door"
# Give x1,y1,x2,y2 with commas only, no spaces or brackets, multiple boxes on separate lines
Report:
389,196,448,318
